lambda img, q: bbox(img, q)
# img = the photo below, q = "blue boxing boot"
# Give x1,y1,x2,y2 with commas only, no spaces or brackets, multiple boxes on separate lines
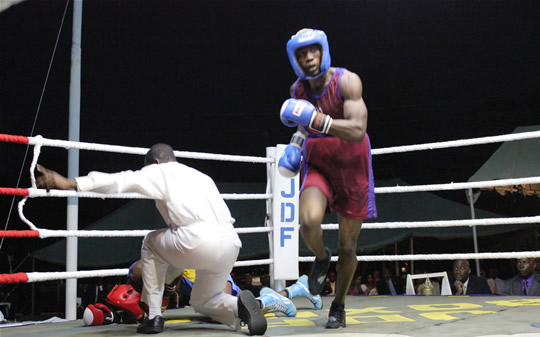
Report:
258,287,297,317
286,275,323,310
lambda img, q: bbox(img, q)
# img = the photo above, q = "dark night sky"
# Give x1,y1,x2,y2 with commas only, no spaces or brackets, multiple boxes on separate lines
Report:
1,0,540,257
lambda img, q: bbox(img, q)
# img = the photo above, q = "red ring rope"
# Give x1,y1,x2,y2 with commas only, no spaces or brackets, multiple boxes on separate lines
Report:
0,134,29,144
0,188,30,196
0,230,40,238
0,272,29,284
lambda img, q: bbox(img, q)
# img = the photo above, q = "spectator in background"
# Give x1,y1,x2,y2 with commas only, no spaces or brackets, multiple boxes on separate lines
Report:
363,274,378,295
378,267,404,295
327,271,337,295
486,267,505,295
501,258,540,296
399,270,408,291
319,270,335,296
479,267,487,279
373,270,381,283
450,260,491,295
349,274,366,295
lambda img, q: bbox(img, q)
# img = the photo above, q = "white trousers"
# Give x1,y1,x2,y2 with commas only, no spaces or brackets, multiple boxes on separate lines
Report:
140,224,242,328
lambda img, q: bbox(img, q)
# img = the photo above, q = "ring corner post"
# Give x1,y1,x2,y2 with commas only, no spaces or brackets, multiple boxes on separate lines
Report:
66,0,83,321
265,147,278,289
467,188,481,276
270,144,299,290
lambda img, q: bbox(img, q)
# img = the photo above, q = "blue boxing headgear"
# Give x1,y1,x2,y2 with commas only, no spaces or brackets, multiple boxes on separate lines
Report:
286,29,331,80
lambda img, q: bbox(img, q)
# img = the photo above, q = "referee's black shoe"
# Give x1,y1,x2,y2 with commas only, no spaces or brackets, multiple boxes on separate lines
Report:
136,315,164,334
308,246,332,295
238,290,267,335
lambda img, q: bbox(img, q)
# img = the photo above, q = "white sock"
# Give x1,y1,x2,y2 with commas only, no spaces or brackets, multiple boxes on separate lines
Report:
148,310,161,320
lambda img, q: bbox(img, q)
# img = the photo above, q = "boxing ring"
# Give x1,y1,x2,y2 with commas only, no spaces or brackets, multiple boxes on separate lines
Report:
1,131,540,337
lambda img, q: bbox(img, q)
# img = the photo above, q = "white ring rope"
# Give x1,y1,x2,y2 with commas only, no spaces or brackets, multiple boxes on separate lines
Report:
27,269,129,282
299,251,540,262
25,135,272,163
22,177,540,199
38,229,153,238
234,259,273,267
23,130,540,159
16,251,540,283
375,176,540,194
18,189,271,231
371,130,540,155
322,215,540,230
29,135,43,188
23,188,272,200
17,198,38,230
22,258,275,283
36,226,272,238
32,216,540,238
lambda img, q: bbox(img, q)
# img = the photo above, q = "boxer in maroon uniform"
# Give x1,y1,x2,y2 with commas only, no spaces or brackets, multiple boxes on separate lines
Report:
279,28,377,329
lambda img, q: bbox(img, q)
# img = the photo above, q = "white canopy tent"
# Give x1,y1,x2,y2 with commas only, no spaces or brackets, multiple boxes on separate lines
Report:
469,125,540,197
467,125,540,273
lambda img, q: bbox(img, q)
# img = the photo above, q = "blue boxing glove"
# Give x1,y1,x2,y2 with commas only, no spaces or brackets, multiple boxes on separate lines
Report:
278,131,306,177
280,98,333,134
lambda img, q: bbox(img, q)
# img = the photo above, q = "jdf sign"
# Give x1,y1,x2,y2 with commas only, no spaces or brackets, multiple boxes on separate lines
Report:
272,144,299,280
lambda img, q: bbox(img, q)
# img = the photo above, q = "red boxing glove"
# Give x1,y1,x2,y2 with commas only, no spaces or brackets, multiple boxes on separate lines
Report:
83,303,116,326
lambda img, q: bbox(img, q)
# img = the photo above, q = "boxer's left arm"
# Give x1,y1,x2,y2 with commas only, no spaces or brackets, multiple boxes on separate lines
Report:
280,98,333,134
288,82,313,137
328,70,368,142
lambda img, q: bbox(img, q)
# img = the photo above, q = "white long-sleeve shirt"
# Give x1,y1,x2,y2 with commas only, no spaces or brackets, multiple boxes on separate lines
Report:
76,161,235,231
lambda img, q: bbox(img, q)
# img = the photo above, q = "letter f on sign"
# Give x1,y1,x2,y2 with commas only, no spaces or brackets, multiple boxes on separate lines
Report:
281,227,294,247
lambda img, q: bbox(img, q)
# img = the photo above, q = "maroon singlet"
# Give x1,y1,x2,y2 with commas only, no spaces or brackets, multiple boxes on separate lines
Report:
293,67,377,220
